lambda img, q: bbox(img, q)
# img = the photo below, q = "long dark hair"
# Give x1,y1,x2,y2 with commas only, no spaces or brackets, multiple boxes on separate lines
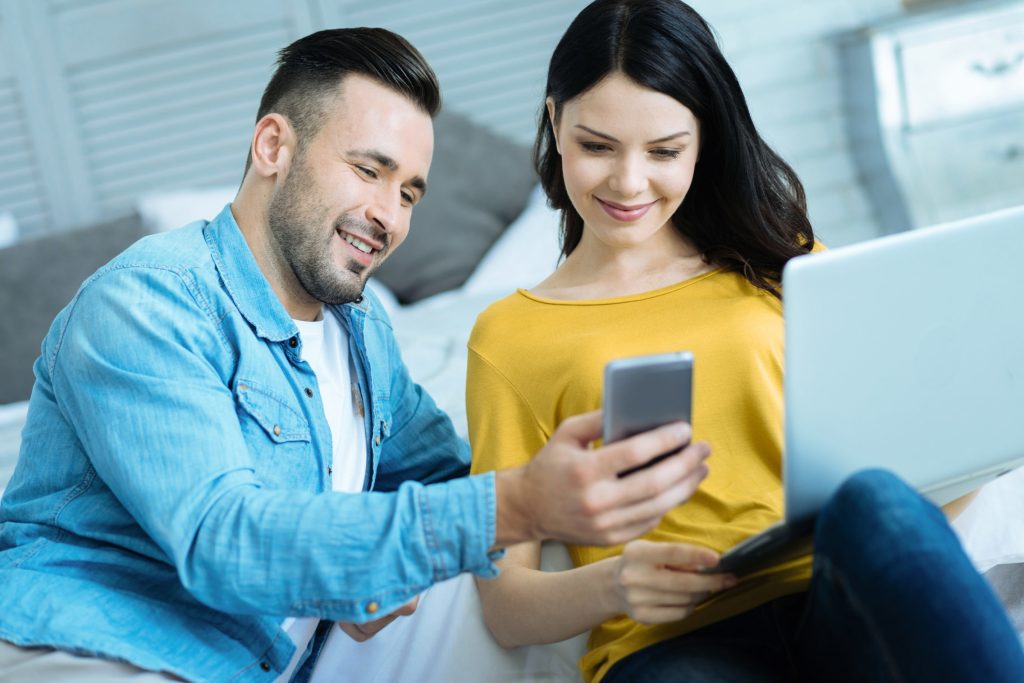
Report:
536,0,813,296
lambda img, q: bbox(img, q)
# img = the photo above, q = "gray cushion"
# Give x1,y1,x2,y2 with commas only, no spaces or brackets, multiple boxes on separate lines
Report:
374,110,537,303
0,214,147,404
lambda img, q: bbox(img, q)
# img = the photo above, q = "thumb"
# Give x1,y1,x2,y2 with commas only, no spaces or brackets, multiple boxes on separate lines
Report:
550,410,603,447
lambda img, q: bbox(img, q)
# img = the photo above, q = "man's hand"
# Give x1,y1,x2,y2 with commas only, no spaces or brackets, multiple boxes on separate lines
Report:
494,410,709,548
336,596,420,642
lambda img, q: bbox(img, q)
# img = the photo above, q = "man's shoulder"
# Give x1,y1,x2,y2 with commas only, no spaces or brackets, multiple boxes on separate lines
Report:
110,221,213,273
66,221,225,324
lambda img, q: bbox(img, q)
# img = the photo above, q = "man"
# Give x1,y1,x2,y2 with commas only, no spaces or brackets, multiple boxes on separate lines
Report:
0,28,709,682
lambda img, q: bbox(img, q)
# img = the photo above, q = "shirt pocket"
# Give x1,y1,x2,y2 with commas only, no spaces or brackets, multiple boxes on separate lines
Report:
234,380,314,489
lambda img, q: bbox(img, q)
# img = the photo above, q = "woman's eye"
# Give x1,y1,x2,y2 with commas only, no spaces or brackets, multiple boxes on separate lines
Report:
580,142,611,154
651,148,682,160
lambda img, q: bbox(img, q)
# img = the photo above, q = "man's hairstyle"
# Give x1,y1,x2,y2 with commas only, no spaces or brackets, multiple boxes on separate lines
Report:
245,28,440,171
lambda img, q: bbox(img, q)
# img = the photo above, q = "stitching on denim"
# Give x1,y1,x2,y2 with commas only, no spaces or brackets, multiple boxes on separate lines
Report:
49,465,98,542
49,263,235,376
225,629,287,681
290,583,430,614
419,485,446,580
234,379,311,442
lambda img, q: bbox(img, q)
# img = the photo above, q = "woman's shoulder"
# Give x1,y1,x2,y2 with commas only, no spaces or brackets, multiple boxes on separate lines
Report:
469,290,538,350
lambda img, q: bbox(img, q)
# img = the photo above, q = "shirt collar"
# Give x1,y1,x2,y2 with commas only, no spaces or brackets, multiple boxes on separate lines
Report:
203,204,375,342
204,204,297,343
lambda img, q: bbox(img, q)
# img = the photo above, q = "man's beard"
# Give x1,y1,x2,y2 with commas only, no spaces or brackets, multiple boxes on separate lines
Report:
267,162,389,306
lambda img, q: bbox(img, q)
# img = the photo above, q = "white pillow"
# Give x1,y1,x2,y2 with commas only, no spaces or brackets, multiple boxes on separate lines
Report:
952,467,1024,572
0,212,18,248
461,184,562,296
136,186,236,233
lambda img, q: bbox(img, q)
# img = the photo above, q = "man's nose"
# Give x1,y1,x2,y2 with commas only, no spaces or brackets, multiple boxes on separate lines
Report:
365,191,400,235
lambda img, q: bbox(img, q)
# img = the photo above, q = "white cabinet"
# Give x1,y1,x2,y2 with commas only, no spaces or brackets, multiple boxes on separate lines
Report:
840,0,1024,231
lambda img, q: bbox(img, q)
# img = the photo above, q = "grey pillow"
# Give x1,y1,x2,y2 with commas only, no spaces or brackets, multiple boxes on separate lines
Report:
374,110,537,303
0,214,147,404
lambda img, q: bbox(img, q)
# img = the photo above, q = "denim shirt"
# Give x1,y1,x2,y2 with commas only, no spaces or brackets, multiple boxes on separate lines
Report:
0,206,499,682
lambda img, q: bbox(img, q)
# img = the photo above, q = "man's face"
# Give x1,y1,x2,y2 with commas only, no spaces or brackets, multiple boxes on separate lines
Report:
266,74,433,305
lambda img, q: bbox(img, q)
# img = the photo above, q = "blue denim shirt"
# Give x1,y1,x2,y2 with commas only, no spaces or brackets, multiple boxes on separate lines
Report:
0,206,499,682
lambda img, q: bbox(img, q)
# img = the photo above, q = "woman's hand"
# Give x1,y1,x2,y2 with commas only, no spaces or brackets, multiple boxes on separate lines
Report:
611,540,737,624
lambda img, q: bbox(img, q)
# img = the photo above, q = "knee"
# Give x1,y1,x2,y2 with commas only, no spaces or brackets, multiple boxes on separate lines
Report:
833,469,916,513
817,469,945,548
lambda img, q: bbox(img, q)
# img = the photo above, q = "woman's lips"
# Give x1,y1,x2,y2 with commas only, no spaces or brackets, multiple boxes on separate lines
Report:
596,197,656,222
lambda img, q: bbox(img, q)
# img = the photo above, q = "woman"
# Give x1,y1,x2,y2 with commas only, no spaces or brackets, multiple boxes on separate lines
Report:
467,1,1024,682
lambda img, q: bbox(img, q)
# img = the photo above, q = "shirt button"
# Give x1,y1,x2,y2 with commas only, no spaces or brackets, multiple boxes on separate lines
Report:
327,465,333,475
288,337,298,348
273,425,281,437
260,661,271,672
374,435,381,446
366,601,379,614
304,387,314,398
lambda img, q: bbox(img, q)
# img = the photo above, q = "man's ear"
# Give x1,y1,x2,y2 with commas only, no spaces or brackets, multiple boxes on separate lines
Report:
545,97,561,155
249,113,295,179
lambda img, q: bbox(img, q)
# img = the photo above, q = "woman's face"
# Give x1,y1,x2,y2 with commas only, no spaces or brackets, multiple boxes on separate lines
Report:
550,72,700,252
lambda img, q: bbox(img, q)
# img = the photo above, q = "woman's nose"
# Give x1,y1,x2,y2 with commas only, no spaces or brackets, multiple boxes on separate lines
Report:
607,155,648,198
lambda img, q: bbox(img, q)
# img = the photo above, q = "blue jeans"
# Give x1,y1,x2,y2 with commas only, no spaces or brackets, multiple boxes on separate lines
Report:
604,469,1024,683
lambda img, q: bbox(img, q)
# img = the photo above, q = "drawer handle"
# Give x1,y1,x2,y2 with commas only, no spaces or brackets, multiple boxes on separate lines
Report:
987,144,1023,163
970,52,1024,77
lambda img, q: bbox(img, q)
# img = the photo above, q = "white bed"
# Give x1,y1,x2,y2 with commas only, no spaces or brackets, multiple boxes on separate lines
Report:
1,185,1021,681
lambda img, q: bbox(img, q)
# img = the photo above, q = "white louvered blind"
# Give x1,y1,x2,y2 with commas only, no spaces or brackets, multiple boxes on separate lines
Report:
331,0,591,144
0,9,53,238
51,0,315,219
0,0,318,233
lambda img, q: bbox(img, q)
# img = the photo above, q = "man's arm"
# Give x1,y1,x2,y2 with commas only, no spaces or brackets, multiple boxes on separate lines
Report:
50,266,495,622
52,267,709,624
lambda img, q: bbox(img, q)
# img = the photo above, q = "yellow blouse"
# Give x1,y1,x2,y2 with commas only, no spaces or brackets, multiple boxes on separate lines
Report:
468,269,812,683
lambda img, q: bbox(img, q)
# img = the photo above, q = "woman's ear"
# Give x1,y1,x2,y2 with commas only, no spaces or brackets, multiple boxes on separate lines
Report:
249,113,295,179
545,97,561,155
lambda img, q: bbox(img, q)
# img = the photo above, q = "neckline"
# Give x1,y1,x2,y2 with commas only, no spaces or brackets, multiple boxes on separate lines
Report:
517,267,723,306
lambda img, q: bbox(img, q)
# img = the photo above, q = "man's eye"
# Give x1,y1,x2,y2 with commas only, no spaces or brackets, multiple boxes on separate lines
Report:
401,191,415,206
357,165,378,179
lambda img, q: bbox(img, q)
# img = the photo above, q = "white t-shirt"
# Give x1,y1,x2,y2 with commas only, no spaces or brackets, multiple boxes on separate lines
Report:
277,309,368,682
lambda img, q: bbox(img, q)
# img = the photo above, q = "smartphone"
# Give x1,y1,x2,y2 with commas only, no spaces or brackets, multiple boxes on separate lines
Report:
603,351,694,477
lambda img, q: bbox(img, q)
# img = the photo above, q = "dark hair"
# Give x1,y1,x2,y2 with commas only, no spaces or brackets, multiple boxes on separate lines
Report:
246,28,440,172
536,0,814,296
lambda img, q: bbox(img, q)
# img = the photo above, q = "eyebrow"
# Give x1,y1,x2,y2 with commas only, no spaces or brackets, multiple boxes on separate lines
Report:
348,148,428,195
574,125,691,145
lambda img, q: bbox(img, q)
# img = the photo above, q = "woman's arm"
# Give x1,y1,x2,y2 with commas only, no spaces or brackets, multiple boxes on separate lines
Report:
476,542,618,648
476,538,737,648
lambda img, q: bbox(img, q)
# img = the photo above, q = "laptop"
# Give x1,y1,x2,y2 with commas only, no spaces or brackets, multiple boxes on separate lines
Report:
710,205,1024,575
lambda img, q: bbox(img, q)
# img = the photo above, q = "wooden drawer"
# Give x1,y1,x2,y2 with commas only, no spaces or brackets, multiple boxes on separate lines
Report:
906,109,1024,224
901,5,1024,128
